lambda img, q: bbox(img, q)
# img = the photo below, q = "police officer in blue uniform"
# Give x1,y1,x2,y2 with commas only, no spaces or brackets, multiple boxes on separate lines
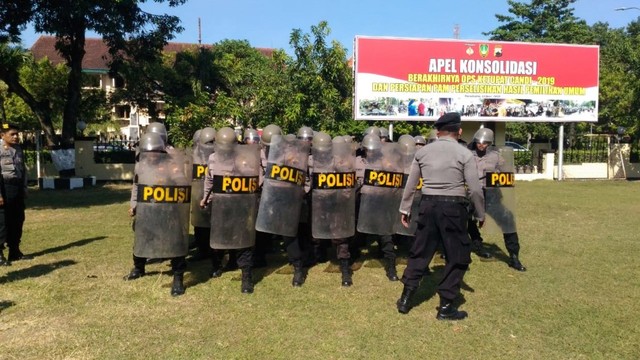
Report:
396,113,485,320
0,123,31,264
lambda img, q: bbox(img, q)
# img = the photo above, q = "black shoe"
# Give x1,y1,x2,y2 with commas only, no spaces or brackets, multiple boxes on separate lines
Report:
8,250,32,261
436,299,468,321
210,267,223,278
472,240,493,259
123,268,145,281
339,259,353,287
396,286,416,314
171,274,185,296
292,267,307,287
241,268,254,294
384,260,399,281
508,254,527,272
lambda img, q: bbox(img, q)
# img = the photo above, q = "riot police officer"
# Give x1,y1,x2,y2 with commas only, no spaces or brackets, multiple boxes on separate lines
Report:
190,127,216,261
380,127,390,142
243,129,260,144
355,134,400,281
201,127,260,293
468,128,526,271
413,135,426,148
126,132,190,296
0,123,30,264
396,112,485,320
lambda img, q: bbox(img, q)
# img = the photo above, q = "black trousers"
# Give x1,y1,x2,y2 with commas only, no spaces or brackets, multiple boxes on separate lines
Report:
212,247,253,269
0,183,26,251
468,217,521,255
401,198,471,301
284,221,312,268
133,255,187,275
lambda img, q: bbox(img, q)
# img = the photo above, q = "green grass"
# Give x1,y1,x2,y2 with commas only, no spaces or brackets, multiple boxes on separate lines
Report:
0,181,639,359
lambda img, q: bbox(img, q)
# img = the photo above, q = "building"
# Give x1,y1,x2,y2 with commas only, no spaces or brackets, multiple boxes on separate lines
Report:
30,35,274,139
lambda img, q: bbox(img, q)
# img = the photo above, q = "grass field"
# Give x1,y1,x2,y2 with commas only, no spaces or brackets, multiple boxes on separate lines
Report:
0,180,639,359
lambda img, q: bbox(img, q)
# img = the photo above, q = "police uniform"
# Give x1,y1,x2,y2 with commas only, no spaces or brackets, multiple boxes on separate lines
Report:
396,113,484,320
0,123,30,264
468,141,526,271
251,146,272,268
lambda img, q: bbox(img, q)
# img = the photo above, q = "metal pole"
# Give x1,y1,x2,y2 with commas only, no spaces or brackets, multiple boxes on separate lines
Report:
557,124,564,181
36,131,42,187
389,123,394,142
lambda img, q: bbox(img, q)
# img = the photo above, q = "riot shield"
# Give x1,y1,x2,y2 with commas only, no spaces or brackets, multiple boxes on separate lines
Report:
134,151,191,258
255,135,310,237
395,149,420,236
483,146,517,234
311,142,356,239
357,143,405,235
209,144,260,249
190,143,215,228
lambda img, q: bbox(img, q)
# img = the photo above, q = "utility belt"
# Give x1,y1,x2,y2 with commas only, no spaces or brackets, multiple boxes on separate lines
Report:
2,177,23,186
422,195,469,205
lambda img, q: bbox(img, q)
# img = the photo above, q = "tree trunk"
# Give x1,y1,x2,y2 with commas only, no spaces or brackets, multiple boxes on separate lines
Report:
60,29,86,148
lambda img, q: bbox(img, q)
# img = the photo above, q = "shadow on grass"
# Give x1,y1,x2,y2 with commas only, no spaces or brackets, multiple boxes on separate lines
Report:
28,236,107,258
27,183,130,210
0,300,16,313
483,243,510,265
0,259,77,284
412,264,474,311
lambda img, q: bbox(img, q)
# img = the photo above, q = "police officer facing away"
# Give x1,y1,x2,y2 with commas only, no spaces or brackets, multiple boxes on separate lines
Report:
468,128,526,271
0,123,31,264
396,113,485,320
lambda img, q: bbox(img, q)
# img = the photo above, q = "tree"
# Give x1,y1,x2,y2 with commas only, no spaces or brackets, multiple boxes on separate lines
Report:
485,0,595,146
0,0,186,148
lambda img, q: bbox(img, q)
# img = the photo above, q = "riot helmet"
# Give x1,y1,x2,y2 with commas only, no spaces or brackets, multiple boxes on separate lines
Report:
361,134,382,151
216,127,237,151
414,135,427,146
147,122,168,145
473,128,494,145
362,126,380,138
243,128,260,144
397,135,416,155
312,132,332,151
192,129,202,144
261,124,282,146
139,132,166,153
297,126,314,141
427,129,438,144
380,127,390,142
199,127,216,145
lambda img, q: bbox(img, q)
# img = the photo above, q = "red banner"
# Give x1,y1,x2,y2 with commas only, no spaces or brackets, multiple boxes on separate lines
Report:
354,36,599,122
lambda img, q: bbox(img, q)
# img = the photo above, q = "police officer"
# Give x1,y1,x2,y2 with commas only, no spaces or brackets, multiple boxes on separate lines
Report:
0,123,31,264
190,127,216,261
414,135,426,148
126,132,189,296
380,127,390,143
252,124,282,268
201,127,258,293
396,112,485,320
355,134,399,281
468,128,526,271
243,129,260,145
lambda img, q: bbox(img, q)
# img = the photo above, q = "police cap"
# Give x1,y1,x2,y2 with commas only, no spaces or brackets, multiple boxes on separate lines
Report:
434,112,461,131
1,123,20,132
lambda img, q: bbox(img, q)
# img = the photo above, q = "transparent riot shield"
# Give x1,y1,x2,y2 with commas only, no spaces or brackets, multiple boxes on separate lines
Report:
357,143,405,235
483,146,517,234
134,151,191,258
209,144,260,249
395,149,421,235
311,142,356,239
190,143,215,228
255,135,310,237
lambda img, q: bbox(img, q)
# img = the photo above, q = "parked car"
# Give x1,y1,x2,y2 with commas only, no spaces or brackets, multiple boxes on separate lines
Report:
504,141,527,151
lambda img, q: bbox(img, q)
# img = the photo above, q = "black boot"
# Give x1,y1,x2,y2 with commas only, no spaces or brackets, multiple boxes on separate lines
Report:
223,251,238,271
384,259,399,281
339,259,353,287
123,267,145,281
241,268,254,294
210,251,223,278
472,239,492,259
292,267,307,287
8,249,33,261
0,251,10,266
436,298,467,321
396,286,416,314
171,274,185,296
508,253,527,272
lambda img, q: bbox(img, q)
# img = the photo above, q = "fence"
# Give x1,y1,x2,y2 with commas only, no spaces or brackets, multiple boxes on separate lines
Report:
556,137,609,165
92,139,137,164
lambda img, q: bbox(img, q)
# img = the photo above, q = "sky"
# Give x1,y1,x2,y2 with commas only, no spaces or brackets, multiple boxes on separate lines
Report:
18,0,640,54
